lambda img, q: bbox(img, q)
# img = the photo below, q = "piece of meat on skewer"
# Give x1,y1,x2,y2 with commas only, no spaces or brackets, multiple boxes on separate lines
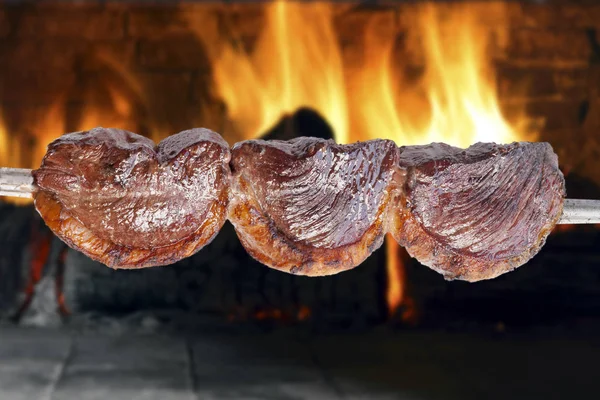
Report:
388,142,566,282
33,127,231,269
228,137,402,276
0,129,575,282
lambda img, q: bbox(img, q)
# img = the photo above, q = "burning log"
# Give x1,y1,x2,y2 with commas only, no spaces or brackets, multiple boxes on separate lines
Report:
0,127,597,282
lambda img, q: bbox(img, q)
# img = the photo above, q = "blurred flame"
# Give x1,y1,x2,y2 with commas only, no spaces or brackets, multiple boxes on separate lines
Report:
76,86,136,134
354,3,534,146
33,102,66,171
0,112,9,167
192,2,348,142
75,51,149,138
0,103,65,205
385,235,403,315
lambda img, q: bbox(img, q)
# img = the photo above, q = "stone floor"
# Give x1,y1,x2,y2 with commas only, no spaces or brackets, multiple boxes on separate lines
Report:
0,325,599,400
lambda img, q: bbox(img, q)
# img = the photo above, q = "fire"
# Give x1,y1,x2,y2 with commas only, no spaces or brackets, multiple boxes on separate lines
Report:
75,85,138,135
354,3,534,146
33,102,66,172
0,112,9,167
0,103,65,205
385,235,404,315
74,51,150,138
198,1,534,318
191,2,348,142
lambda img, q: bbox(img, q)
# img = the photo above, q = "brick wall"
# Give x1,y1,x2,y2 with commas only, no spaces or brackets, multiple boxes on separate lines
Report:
0,1,599,186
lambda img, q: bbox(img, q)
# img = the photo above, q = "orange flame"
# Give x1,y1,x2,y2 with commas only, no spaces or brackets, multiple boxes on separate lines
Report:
355,3,535,146
0,103,66,205
385,235,404,315
192,2,348,142
0,112,10,167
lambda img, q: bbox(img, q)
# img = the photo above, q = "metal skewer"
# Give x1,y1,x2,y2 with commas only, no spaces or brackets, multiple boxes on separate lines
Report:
0,168,35,198
1,167,599,224
557,199,600,225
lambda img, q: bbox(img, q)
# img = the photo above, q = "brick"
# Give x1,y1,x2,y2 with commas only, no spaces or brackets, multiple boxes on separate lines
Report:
128,7,192,38
0,9,10,38
0,69,76,104
508,4,560,29
0,39,87,71
335,7,397,45
78,41,137,72
559,4,600,29
503,99,586,133
16,8,125,40
335,8,399,68
553,69,591,100
214,4,264,54
543,127,600,190
506,29,592,63
219,2,266,32
397,2,511,30
497,66,590,101
138,35,209,70
542,128,587,166
509,4,600,29
139,72,200,132
129,4,262,51
140,71,192,102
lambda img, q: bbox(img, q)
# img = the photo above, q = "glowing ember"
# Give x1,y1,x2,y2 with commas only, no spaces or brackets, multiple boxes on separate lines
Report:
0,112,10,167
14,228,53,319
228,306,311,323
385,235,404,316
297,305,311,321
55,245,70,316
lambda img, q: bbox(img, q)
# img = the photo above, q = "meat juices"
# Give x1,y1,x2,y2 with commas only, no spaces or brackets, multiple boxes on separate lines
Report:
228,137,401,276
33,127,231,269
389,142,566,282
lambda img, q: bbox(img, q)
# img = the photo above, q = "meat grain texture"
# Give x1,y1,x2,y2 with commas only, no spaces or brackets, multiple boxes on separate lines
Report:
33,127,231,268
32,127,566,282
228,137,402,276
389,142,566,282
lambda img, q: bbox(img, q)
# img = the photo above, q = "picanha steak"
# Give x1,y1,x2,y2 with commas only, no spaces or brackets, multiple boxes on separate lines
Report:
30,126,567,282
33,127,231,268
388,142,565,282
228,137,401,276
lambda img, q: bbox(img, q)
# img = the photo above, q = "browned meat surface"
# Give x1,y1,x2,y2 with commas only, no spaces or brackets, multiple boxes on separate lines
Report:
228,137,401,276
33,127,231,269
388,142,566,282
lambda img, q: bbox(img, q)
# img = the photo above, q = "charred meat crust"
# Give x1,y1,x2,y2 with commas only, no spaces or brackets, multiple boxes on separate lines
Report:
34,189,228,269
228,175,388,276
32,129,566,281
33,127,231,269
390,142,566,282
227,138,401,276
